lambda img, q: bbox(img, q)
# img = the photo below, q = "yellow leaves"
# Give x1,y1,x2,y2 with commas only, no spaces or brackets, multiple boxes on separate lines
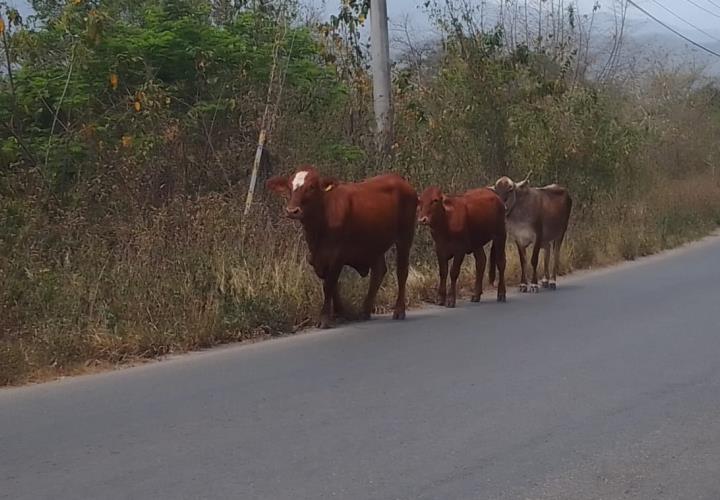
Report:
85,8,106,45
358,14,365,25
317,24,330,37
109,73,118,90
79,124,96,140
121,135,133,148
0,17,5,35
73,0,83,5
133,91,145,112
162,122,179,143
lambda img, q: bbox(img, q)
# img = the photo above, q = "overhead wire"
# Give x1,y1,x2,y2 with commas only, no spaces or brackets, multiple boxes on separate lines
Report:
683,0,720,19
626,0,720,58
648,0,720,43
705,0,720,11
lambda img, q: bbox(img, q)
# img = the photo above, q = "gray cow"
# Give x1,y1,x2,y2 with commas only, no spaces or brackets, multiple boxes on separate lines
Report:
492,175,572,292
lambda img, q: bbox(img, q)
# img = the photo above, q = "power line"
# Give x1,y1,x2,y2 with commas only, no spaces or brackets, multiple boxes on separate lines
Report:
684,0,720,19
706,0,720,11
626,0,720,58
648,0,720,43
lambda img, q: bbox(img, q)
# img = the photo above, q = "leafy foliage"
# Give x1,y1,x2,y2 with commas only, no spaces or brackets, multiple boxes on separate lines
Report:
1,0,720,385
1,0,344,189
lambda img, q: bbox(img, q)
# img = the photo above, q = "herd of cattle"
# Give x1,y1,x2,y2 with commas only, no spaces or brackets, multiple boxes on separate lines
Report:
266,166,572,329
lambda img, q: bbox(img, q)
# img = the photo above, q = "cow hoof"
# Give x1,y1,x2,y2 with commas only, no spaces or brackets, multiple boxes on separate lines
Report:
317,318,333,329
437,296,446,306
393,310,406,320
360,311,372,321
530,284,540,293
519,284,528,293
541,280,549,288
549,282,557,290
497,294,506,303
471,295,481,303
446,299,456,309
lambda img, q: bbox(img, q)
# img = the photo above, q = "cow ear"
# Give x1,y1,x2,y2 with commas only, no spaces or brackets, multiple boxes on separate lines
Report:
320,176,339,193
515,180,528,190
266,175,290,196
487,185,497,193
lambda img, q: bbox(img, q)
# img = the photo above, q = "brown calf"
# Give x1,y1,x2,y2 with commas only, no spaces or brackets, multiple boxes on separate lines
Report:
492,176,572,292
417,186,507,307
266,166,417,328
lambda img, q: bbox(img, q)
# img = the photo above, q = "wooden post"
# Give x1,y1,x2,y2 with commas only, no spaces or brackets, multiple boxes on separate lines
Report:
243,9,284,218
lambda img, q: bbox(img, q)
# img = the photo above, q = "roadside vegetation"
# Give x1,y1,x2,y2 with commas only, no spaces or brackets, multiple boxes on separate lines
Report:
2,0,720,385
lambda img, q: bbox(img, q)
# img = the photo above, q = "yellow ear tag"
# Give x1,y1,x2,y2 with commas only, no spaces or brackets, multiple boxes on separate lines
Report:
324,184,334,192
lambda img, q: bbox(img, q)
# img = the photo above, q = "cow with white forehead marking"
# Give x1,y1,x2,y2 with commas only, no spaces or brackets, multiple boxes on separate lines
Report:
266,165,417,329
491,174,572,292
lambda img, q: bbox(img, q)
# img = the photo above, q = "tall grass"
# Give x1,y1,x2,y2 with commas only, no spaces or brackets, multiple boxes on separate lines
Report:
2,35,720,385
2,171,719,386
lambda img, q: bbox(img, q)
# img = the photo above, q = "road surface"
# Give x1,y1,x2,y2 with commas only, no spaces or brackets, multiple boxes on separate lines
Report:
2,236,720,499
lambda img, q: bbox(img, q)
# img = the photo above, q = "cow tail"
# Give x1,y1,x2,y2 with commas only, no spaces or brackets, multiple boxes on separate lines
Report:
489,241,497,286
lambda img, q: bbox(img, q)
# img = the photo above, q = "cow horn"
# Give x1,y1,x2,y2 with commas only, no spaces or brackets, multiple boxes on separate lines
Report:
514,170,532,189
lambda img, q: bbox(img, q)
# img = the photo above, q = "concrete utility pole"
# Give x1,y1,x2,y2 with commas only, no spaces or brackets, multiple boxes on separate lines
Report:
369,0,393,154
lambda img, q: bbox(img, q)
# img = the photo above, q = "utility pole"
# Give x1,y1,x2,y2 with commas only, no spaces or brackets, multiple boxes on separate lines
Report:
369,0,393,155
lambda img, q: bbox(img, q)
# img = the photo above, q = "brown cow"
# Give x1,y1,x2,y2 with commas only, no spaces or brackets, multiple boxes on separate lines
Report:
417,186,507,307
266,166,417,328
492,175,572,292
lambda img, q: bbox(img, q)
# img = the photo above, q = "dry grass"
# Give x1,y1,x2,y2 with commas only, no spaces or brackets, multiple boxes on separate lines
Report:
2,176,719,386
3,57,720,387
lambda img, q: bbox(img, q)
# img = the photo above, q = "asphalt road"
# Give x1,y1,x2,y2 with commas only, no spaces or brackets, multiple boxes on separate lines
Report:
3,236,720,500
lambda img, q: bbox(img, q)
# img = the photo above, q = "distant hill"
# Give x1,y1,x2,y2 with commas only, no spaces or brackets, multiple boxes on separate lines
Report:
9,0,720,76
386,6,720,78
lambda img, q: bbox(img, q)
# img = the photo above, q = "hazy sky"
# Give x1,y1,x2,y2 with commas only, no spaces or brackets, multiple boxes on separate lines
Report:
6,0,720,45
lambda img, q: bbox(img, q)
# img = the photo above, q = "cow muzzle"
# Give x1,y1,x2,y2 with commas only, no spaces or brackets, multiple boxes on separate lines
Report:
285,206,303,219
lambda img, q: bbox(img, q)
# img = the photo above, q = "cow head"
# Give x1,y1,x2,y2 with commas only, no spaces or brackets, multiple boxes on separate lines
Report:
417,186,452,226
493,175,530,215
266,166,338,220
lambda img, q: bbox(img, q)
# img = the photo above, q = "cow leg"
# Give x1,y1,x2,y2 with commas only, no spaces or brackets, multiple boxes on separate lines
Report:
530,240,542,293
471,248,486,303
437,251,449,306
393,237,413,320
362,257,387,320
549,241,558,290
488,241,497,287
319,267,342,329
495,235,507,303
551,235,565,290
517,242,528,293
447,253,465,308
541,244,551,288
333,282,346,317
